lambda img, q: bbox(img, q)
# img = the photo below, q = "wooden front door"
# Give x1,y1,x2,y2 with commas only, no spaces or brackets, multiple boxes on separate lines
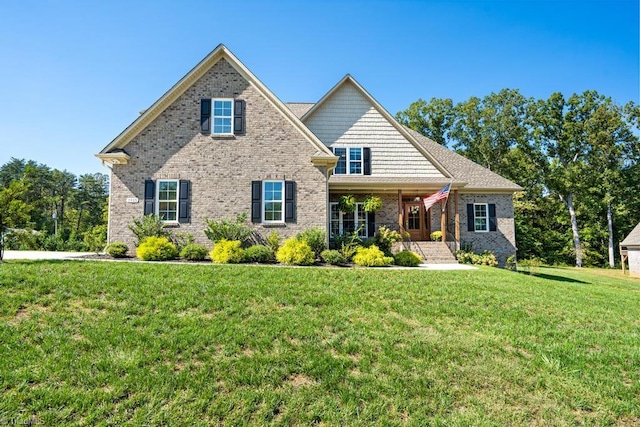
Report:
404,202,428,241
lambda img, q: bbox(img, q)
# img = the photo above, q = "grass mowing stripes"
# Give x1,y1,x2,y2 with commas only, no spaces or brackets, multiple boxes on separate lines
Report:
0,261,639,425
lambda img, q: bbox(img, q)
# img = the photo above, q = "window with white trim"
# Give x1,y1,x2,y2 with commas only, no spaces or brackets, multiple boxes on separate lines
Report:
330,202,368,238
213,99,233,134
157,180,179,222
332,147,363,175
474,203,488,232
263,181,284,223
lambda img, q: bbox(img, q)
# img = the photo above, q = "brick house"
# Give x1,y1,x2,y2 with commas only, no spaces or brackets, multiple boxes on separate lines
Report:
97,44,522,264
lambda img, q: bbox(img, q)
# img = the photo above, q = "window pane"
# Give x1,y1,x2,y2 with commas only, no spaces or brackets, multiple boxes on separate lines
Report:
349,148,362,174
350,148,362,160
334,148,346,174
263,182,283,222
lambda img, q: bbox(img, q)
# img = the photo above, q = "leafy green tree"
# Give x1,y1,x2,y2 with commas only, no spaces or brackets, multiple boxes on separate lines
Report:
396,98,455,145
0,181,31,260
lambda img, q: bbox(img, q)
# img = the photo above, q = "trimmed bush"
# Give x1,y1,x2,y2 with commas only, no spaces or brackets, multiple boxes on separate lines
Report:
179,243,208,261
297,227,326,259
321,249,346,265
244,244,275,263
106,242,129,258
210,239,244,264
276,238,315,266
394,250,422,267
353,245,394,267
137,236,178,261
456,249,498,267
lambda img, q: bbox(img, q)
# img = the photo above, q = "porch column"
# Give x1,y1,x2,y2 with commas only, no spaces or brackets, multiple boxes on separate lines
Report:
454,190,460,247
441,200,447,242
397,190,403,231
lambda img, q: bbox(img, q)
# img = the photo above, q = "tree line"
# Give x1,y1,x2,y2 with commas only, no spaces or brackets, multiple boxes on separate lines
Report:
0,158,109,257
397,89,640,267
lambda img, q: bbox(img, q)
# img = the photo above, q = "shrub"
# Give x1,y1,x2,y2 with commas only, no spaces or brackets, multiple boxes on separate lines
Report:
321,249,346,265
137,236,178,261
179,243,208,261
456,250,498,267
4,229,41,250
265,231,281,254
244,244,275,263
129,215,169,246
172,232,195,252
394,250,422,267
276,237,315,266
430,231,443,241
84,225,107,253
352,245,394,267
106,242,129,258
210,239,244,264
42,234,65,251
297,227,326,259
203,214,253,245
374,226,403,255
518,257,542,275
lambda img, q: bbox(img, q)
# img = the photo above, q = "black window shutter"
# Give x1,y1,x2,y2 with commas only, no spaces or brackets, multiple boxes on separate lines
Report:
144,180,155,215
363,147,372,175
285,181,296,223
251,181,262,223
489,203,497,231
178,180,190,223
467,204,474,232
367,212,375,237
233,99,245,135
201,99,211,134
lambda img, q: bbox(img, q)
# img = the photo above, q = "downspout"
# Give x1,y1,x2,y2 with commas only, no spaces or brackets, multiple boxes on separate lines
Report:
325,164,335,249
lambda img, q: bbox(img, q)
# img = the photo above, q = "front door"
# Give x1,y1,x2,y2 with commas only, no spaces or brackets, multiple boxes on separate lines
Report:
404,202,428,241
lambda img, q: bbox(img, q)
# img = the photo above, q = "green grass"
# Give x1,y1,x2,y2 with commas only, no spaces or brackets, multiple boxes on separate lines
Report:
0,261,639,426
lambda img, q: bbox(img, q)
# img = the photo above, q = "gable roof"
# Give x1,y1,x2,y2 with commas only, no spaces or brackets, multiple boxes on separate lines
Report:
301,75,453,180
97,44,335,163
621,222,640,247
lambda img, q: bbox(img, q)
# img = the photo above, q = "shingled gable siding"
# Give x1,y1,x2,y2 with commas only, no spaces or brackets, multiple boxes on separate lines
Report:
107,58,328,250
303,81,445,178
459,193,516,266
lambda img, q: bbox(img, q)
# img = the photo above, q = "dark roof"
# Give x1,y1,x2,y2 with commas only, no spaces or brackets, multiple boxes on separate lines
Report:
406,128,523,192
286,103,315,118
621,222,640,246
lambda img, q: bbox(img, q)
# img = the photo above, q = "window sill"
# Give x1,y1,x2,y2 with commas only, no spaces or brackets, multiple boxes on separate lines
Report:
261,223,287,228
210,134,236,139
162,222,181,228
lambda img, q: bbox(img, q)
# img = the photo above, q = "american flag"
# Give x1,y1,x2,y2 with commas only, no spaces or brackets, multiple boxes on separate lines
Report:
423,184,451,212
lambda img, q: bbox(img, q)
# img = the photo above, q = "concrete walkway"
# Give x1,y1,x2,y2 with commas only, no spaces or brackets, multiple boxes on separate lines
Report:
2,250,95,260
2,250,477,270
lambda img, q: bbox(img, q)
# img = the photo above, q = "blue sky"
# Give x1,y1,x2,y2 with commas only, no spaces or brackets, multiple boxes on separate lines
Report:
0,0,638,176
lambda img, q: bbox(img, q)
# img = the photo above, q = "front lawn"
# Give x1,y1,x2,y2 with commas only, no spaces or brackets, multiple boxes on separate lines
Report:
0,262,638,425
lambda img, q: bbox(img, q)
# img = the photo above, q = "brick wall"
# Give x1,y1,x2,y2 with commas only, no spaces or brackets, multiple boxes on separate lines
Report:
108,58,328,251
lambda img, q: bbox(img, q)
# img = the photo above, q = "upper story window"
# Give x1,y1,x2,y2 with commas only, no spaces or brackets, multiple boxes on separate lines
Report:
157,180,179,222
333,147,363,175
213,99,233,134
263,180,284,223
474,203,488,232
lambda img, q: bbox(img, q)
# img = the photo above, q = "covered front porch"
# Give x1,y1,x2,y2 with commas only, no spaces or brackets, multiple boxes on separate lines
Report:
328,185,463,253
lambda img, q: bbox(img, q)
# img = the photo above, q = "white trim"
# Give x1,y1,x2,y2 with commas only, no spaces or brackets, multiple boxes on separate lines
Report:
332,146,364,175
473,203,489,233
262,180,285,224
212,98,234,135
156,179,179,223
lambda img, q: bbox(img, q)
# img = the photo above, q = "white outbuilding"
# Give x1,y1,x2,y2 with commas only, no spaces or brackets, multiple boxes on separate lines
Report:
621,222,640,277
